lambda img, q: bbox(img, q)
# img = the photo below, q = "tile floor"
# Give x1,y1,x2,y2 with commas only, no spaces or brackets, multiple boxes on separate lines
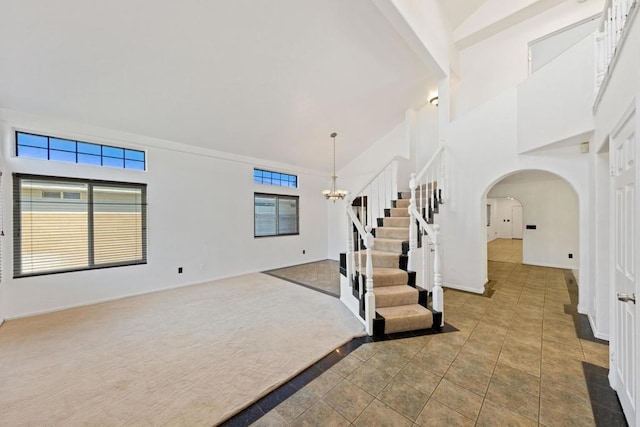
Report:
224,242,627,426
264,260,341,297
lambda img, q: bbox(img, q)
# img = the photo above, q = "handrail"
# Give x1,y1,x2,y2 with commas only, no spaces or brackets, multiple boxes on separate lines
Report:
409,205,436,240
346,198,375,335
346,207,367,239
352,155,405,197
415,144,444,182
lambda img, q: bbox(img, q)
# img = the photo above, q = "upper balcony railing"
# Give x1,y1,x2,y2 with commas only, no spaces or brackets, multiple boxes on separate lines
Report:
595,0,637,98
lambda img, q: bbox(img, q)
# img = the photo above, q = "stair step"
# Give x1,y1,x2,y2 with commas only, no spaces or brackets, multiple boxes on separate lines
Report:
394,199,410,208
353,267,408,287
377,304,434,334
389,207,409,217
354,250,401,269
382,217,410,228
375,227,409,240
375,285,419,307
373,238,404,254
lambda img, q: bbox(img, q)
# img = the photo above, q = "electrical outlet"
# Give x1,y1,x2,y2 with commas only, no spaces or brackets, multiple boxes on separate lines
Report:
178,267,183,273
568,253,573,259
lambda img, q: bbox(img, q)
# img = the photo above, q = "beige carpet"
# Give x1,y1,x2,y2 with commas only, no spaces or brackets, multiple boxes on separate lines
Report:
0,273,365,426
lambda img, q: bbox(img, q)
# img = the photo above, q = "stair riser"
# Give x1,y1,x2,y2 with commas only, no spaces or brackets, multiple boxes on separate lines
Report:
382,217,410,228
375,228,409,240
374,240,403,254
376,292,419,308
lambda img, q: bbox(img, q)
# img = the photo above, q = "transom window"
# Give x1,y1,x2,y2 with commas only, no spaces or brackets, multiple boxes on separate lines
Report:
13,174,147,277
16,131,146,170
254,193,299,237
254,168,297,188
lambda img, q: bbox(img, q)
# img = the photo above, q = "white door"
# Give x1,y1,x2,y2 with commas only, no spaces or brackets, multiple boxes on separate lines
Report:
511,205,523,239
611,106,637,426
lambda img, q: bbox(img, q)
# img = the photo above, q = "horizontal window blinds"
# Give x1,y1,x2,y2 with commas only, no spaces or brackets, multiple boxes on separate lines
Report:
14,174,147,277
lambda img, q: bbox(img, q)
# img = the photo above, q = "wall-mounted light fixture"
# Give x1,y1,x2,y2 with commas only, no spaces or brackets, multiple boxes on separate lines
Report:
429,96,439,106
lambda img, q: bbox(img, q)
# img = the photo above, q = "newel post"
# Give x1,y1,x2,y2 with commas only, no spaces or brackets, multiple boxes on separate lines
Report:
364,225,375,335
432,224,444,326
408,173,417,272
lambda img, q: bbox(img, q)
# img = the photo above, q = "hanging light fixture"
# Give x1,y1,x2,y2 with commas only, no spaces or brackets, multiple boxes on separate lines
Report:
322,132,348,202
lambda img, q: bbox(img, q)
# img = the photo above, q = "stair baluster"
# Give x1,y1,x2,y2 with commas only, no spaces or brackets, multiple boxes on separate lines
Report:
408,144,446,327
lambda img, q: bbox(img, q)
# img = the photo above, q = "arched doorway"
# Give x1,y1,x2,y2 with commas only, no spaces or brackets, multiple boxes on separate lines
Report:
483,170,579,273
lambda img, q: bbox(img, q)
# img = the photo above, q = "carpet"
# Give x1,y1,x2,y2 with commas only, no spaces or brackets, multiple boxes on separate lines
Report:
0,273,365,426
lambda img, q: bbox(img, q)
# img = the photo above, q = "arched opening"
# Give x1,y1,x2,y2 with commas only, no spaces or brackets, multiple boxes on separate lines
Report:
481,169,580,293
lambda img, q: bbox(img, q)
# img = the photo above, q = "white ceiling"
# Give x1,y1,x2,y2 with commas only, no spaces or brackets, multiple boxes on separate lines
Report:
436,0,488,29
0,0,436,172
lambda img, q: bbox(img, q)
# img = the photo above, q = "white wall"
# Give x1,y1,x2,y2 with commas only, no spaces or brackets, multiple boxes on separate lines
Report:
589,9,640,340
486,198,499,241
327,122,409,260
452,0,602,119
488,172,579,269
518,34,595,153
0,110,330,318
488,198,523,240
442,88,590,294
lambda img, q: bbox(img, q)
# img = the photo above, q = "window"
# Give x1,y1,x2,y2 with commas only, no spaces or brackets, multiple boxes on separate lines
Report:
16,131,146,170
13,174,147,277
254,193,299,237
253,168,297,188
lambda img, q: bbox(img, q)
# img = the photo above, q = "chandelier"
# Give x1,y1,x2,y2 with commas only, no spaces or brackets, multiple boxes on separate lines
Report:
322,132,347,202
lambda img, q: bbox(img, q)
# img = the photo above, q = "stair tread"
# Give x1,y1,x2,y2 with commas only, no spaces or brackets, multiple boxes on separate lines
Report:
377,304,432,319
375,285,419,308
374,285,418,296
377,304,434,334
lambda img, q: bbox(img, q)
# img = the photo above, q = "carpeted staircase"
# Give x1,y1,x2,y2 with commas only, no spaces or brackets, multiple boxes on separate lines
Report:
345,189,442,336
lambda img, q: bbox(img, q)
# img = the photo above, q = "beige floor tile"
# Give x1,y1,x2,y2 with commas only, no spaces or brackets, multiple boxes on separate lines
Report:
580,339,610,368
251,411,287,427
431,379,483,421
497,341,542,377
476,399,537,427
539,395,595,427
323,380,374,422
377,379,430,420
414,399,475,427
365,350,409,377
346,363,393,396
491,362,540,396
462,335,504,361
485,377,539,421
349,342,379,362
273,388,319,423
353,399,413,427
444,350,495,396
395,362,442,396
290,400,350,427
328,354,363,378
304,370,343,398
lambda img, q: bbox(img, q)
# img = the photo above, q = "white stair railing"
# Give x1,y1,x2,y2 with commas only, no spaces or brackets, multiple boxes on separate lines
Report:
346,206,375,334
595,0,636,94
345,157,403,335
408,145,445,326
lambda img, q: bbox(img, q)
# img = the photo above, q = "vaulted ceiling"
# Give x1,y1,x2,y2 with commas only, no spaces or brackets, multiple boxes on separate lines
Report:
0,0,437,172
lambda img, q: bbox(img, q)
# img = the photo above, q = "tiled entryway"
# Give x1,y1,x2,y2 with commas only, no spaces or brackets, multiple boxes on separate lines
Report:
234,260,625,426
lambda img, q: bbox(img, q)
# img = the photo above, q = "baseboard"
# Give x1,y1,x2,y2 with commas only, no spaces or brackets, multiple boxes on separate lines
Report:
522,261,576,270
587,311,610,341
443,282,485,295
